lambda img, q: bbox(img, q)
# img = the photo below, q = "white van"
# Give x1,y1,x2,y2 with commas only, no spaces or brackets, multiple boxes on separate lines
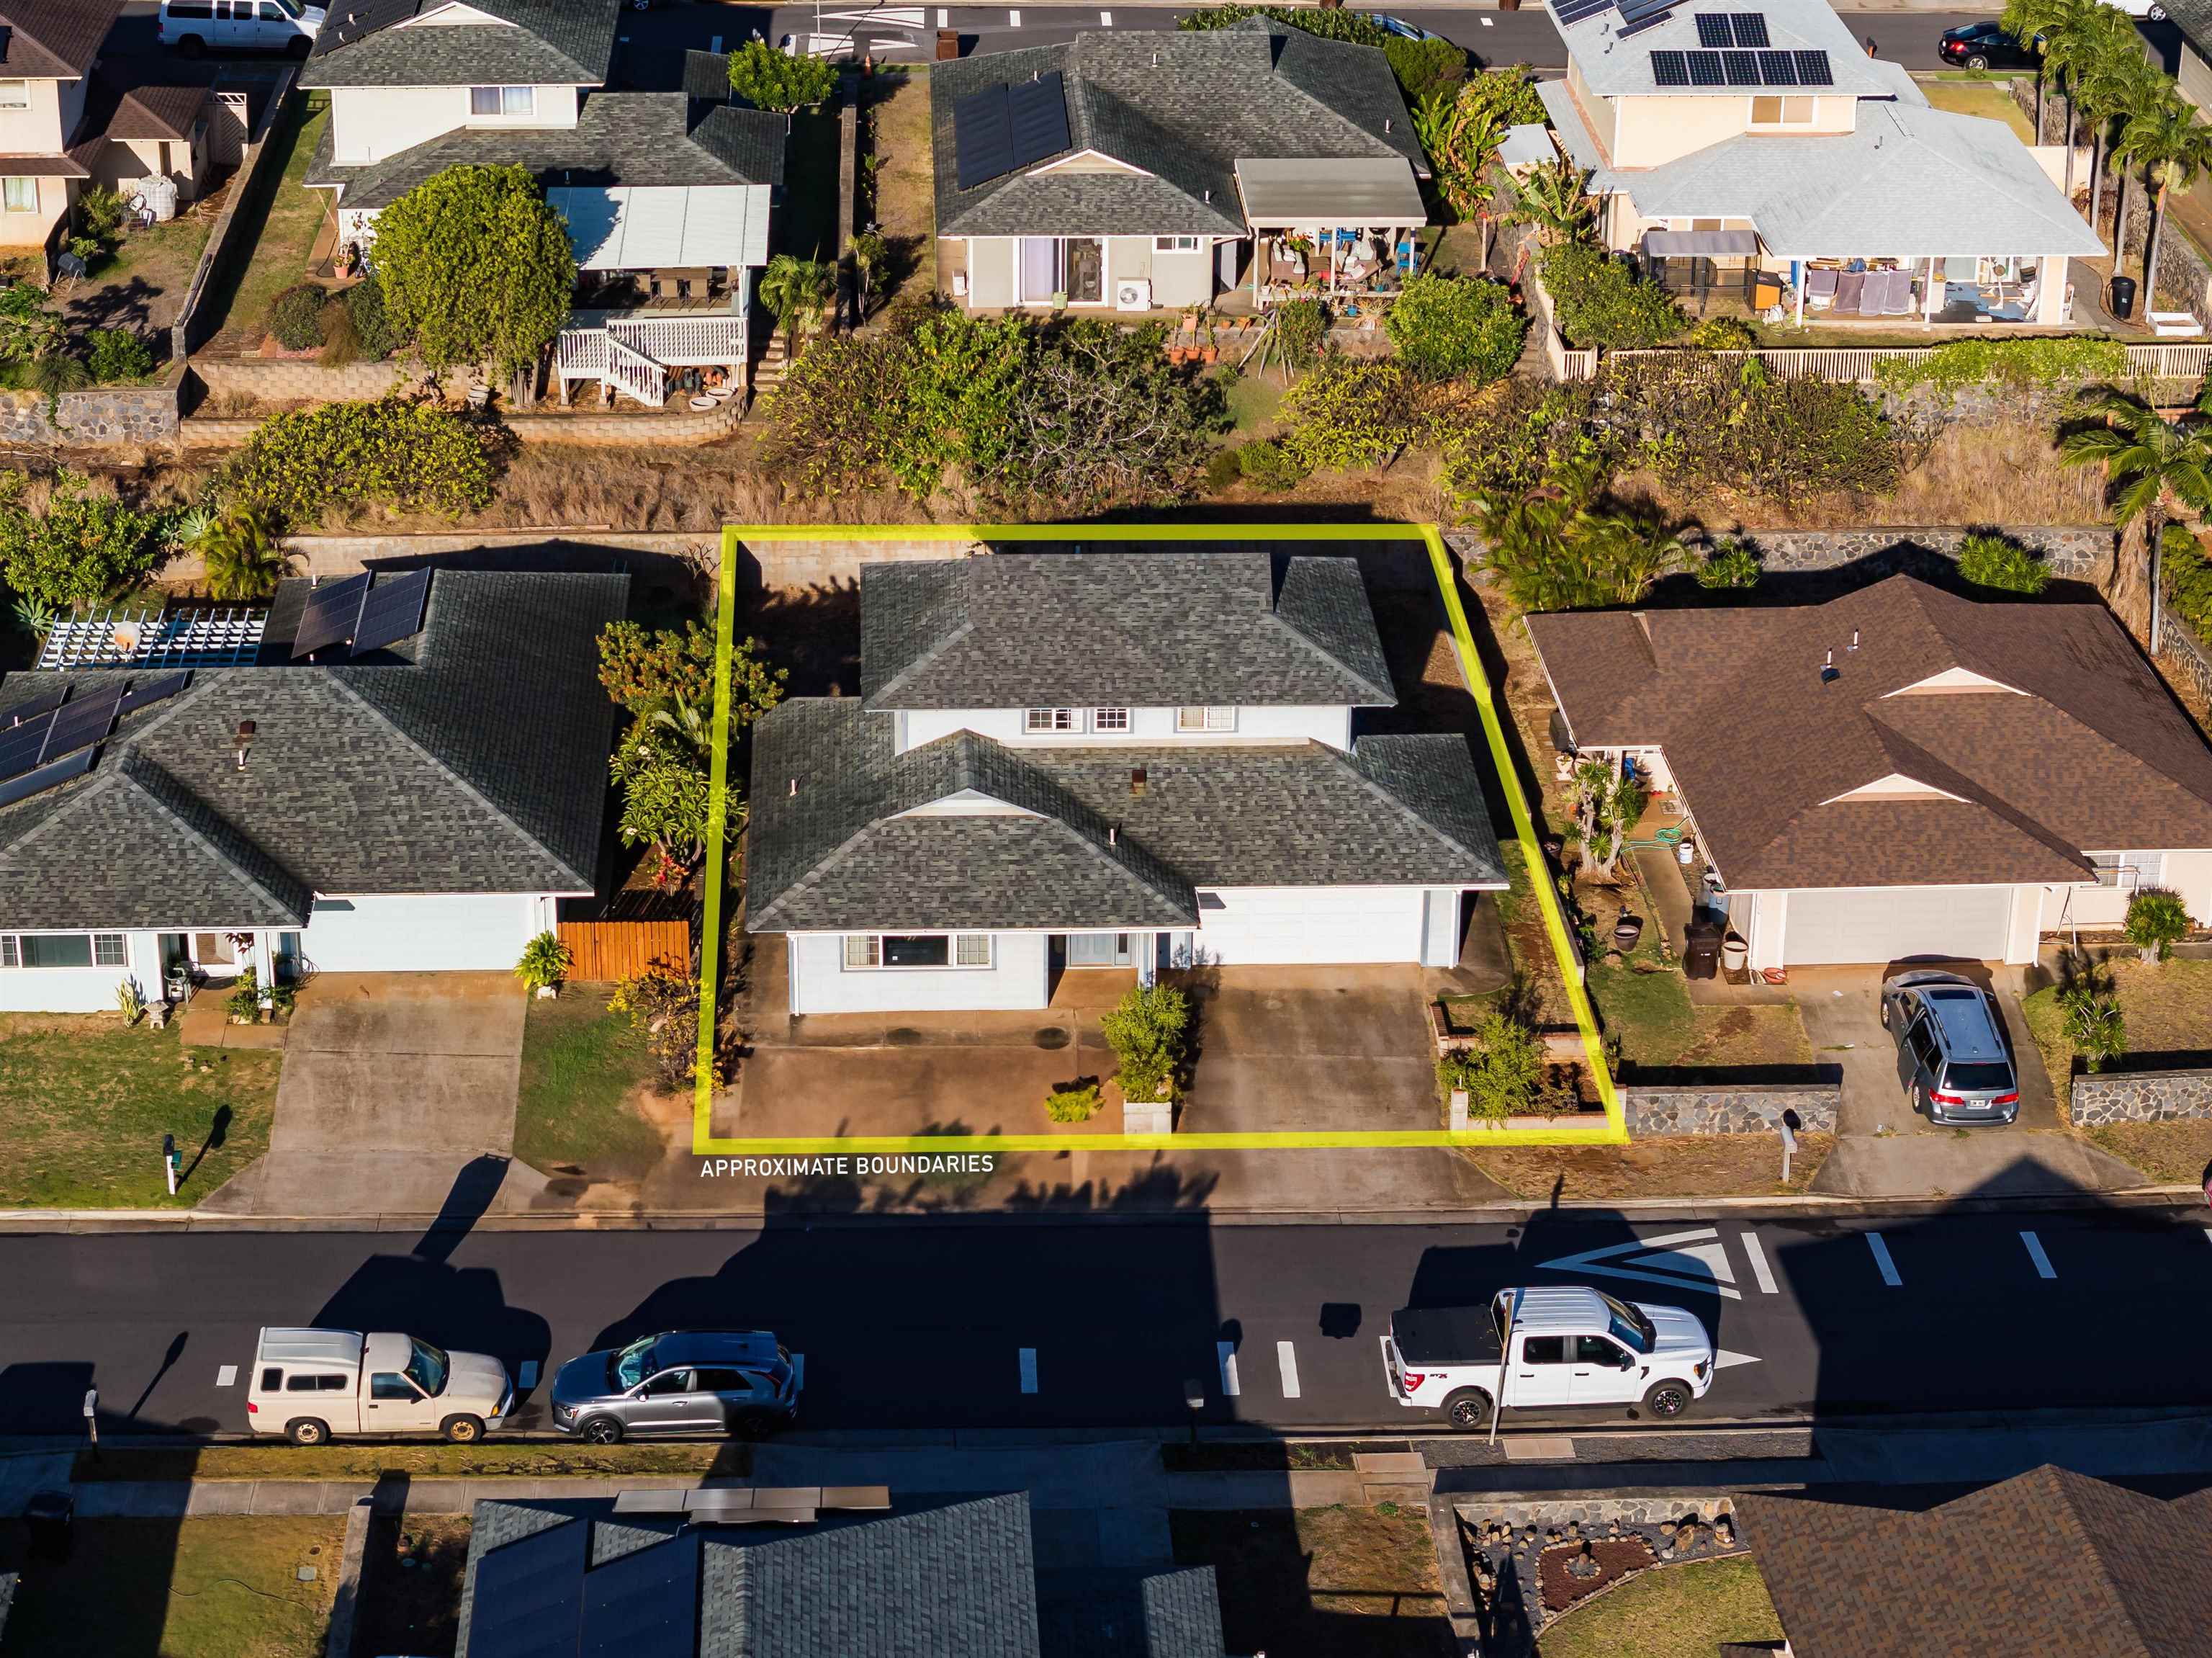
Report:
247,1327,514,1444
160,0,327,59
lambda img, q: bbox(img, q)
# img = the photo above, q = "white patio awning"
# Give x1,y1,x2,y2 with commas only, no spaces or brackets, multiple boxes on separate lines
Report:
1642,229,1761,259
1233,158,1426,230
547,184,771,271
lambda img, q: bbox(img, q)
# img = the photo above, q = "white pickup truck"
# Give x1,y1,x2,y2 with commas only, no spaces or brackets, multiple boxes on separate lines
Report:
1382,1285,1714,1428
247,1327,514,1445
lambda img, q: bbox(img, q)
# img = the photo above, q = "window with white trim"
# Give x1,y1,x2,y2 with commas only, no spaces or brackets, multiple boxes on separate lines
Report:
1176,705,1236,732
1154,236,1200,253
1025,707,1081,732
2087,851,2166,888
0,933,127,969
1092,707,1130,731
469,85,535,117
1748,95,1816,127
1,177,36,215
842,933,994,969
0,82,29,110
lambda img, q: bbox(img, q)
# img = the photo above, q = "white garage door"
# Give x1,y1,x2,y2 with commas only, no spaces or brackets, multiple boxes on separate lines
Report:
1195,887,1424,964
1782,886,2012,966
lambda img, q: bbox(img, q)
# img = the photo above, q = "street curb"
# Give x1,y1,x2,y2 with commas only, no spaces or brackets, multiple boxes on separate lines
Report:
0,1185,2201,1232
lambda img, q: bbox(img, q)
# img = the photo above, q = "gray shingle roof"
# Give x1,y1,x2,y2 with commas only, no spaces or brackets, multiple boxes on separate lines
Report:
302,0,620,88
860,552,1397,710
930,17,1426,239
0,0,126,81
1556,0,1892,100
0,572,625,930
1037,1567,1227,1658
745,699,1503,933
308,89,785,208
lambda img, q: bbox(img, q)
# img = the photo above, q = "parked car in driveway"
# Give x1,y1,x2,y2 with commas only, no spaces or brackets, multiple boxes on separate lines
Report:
1382,1286,1714,1429
247,1327,513,1444
549,1330,800,1443
1937,22,2038,70
1881,971,2023,1125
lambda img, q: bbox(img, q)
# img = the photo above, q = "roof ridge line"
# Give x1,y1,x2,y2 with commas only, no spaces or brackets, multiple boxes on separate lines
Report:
1330,735,1494,869
2040,1471,2152,1647
1264,594,1395,705
115,755,308,925
322,673,592,890
1861,716,2091,872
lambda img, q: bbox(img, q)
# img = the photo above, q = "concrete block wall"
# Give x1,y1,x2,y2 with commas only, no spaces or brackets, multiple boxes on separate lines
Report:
1622,1083,1839,1135
2068,1067,2212,1126
192,357,415,403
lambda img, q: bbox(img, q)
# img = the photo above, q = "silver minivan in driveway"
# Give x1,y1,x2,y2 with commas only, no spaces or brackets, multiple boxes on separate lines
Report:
548,1330,799,1443
1881,970,2023,1124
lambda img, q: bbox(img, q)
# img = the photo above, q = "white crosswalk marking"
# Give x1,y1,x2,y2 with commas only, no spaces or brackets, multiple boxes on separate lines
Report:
1277,1341,1300,1399
1217,1341,1241,1397
1019,1348,1038,1394
1867,1231,1902,1286
1740,1232,1779,1295
2021,1231,2056,1279
215,1365,237,1388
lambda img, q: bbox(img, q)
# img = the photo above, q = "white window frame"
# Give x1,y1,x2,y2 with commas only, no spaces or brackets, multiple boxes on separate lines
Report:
1092,707,1130,732
469,85,536,118
2085,851,2166,889
1025,707,1081,733
1748,94,1817,127
1154,236,1200,253
1176,705,1236,732
0,932,127,969
0,82,29,111
842,933,994,970
1,177,37,215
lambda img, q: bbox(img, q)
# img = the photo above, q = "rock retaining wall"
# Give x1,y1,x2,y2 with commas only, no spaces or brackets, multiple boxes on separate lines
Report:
1737,525,2108,578
0,374,182,447
2159,611,2212,712
1453,1495,1740,1533
1622,1083,1839,1135
2068,1067,2212,1126
181,395,744,449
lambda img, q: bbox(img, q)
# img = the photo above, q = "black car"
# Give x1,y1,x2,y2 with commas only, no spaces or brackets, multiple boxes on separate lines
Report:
1938,22,2038,71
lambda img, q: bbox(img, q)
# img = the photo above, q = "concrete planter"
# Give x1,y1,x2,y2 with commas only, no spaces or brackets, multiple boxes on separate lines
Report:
1120,1085,1174,1136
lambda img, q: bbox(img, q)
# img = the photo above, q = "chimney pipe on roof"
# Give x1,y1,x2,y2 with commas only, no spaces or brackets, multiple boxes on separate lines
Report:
234,719,256,771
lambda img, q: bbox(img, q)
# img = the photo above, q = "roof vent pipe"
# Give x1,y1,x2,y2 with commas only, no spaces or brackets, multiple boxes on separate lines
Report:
234,719,256,771
1850,628,1861,650
1110,825,1118,846
788,778,797,796
1385,118,1392,133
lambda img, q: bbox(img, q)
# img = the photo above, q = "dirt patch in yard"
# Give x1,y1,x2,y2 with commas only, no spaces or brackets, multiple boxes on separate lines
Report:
866,66,935,308
1469,1133,1833,1201
2078,1119,2212,1184
63,190,221,337
1171,1507,1455,1658
356,1514,471,1658
2024,954,2212,1111
197,95,333,354
1538,1535,1658,1614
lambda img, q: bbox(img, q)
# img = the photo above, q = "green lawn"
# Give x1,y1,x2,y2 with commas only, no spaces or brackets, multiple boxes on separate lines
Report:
1585,955,1812,1075
782,110,844,263
1537,1556,1784,1658
513,987,666,1178
77,1440,747,1484
2022,955,2212,1085
0,1517,344,1658
199,94,332,353
1917,77,2035,142
0,1016,281,1207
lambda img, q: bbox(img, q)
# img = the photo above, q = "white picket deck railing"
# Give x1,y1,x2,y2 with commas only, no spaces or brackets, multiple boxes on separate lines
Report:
554,309,747,407
1557,340,2212,385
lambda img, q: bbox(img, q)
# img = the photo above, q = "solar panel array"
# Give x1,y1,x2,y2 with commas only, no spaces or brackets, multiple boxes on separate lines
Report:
1617,0,1686,41
953,73,1071,191
351,569,433,657
1554,0,1611,22
290,573,372,660
116,672,190,722
468,1521,588,1658
39,689,123,767
5,686,66,725
0,748,94,813
1652,45,1830,85
1009,71,1069,171
578,1534,698,1658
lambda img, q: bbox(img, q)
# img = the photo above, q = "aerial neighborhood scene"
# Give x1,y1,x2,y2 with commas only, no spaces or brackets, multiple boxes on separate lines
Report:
11,0,2212,1649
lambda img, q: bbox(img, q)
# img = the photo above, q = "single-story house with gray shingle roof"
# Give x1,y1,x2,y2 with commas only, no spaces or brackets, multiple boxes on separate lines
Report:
0,571,624,1013
454,1490,1225,1658
303,0,784,406
1533,0,2102,328
931,17,1432,313
747,549,1503,1014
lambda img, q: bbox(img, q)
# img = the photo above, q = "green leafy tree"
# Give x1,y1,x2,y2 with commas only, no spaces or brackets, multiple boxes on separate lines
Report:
2073,7,2156,240
1541,241,1684,348
1956,530,2051,594
1438,1012,1548,1121
1572,758,1649,879
2001,0,2064,141
1413,86,1503,227
2121,84,2212,316
850,230,888,323
0,470,169,608
344,273,403,361
268,282,325,351
2061,385,2212,643
193,506,287,601
896,308,1030,493
759,253,837,357
997,320,1225,508
616,752,739,864
372,164,575,375
516,931,572,992
1101,982,1192,1104
86,328,153,384
1384,273,1527,383
1513,158,1599,248
1281,357,1417,473
726,40,839,112
2035,0,2111,200
1238,438,1309,491
1385,36,1467,106
1272,297,1331,375
595,619,786,727
1695,537,1762,589
1177,4,1389,46
2125,888,2193,960
0,283,64,367
224,398,498,527
2058,978,2127,1070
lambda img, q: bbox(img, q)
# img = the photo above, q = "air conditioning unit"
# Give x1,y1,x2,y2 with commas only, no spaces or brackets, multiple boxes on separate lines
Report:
1115,279,1152,313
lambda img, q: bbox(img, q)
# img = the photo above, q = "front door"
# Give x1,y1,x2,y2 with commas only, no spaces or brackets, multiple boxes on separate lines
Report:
1066,932,1133,968
1065,238,1104,305
1506,1335,1575,1407
1568,1335,1638,1404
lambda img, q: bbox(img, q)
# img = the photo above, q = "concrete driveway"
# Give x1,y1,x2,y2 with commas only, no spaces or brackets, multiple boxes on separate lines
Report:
202,974,532,1218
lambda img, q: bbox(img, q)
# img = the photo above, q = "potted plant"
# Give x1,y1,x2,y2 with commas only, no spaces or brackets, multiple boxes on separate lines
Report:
516,931,572,999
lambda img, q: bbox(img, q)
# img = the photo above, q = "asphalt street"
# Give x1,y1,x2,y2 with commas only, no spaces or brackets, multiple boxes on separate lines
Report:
3,1204,2209,1443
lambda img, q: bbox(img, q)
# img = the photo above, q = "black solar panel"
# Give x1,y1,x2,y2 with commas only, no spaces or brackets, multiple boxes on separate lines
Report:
117,671,190,721
0,746,94,812
1794,48,1833,84
0,712,54,783
1617,6,1681,37
580,1535,698,1658
349,569,432,658
1650,48,1691,84
5,687,66,725
1686,49,1727,83
1555,0,1611,21
1730,12,1771,47
1722,48,1762,84
289,573,372,660
1007,71,1069,169
953,83,1015,191
1694,13,1732,46
38,689,122,763
469,1521,588,1658
1617,0,1680,24
1757,50,1797,84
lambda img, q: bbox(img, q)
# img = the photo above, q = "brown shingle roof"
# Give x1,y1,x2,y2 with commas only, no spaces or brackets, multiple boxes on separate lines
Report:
1739,1466,2212,1658
0,0,125,80
1524,576,2212,889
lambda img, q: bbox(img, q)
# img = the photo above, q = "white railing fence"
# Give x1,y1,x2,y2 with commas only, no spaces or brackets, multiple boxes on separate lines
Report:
1549,340,2212,385
606,336,667,408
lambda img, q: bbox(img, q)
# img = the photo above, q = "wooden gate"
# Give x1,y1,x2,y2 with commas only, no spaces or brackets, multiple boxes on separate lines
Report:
557,920,691,982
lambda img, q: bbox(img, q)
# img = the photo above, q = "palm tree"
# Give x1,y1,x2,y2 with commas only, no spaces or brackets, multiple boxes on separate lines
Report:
194,507,287,601
1468,456,1601,612
2099,45,2166,264
2120,86,2212,315
850,231,887,325
757,254,835,356
1509,158,1597,248
2000,0,2063,143
1579,505,1687,604
2061,385,2212,650
2039,0,2110,203
2076,12,2153,238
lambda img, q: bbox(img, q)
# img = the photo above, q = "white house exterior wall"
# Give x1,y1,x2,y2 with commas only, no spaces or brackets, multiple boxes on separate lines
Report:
895,705,1354,753
327,83,580,167
299,892,551,974
953,235,1219,310
0,928,164,1013
788,930,1051,1014
1193,885,1428,964
1420,887,1462,969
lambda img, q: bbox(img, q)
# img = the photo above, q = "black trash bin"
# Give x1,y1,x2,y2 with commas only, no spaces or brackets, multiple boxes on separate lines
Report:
2110,274,2138,321
1683,915,1725,982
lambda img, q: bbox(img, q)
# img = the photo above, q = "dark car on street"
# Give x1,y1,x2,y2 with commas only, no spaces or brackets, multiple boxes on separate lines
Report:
548,1330,800,1443
1938,22,2038,71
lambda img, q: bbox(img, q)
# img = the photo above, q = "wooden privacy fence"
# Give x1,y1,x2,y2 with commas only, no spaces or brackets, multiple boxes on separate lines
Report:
557,920,691,982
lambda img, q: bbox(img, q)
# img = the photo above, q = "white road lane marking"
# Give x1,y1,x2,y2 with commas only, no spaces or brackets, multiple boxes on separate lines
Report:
1740,1232,1779,1295
1867,1231,1902,1286
1100,8,1112,22
1538,1227,1743,1299
1714,1350,1761,1369
216,1365,237,1388
2021,1231,2056,1279
1217,1341,1241,1397
1019,1348,1038,1394
519,1361,539,1389
1009,7,1021,22
1277,1340,1300,1399
939,7,949,23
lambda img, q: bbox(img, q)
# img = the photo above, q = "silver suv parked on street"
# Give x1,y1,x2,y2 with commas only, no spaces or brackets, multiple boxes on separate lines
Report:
1881,971,2022,1124
548,1330,799,1443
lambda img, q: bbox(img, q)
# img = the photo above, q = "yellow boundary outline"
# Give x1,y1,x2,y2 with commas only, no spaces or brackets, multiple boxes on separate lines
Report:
693,522,1628,1155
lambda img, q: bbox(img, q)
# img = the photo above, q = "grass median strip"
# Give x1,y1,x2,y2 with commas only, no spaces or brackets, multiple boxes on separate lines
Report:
73,1440,749,1483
